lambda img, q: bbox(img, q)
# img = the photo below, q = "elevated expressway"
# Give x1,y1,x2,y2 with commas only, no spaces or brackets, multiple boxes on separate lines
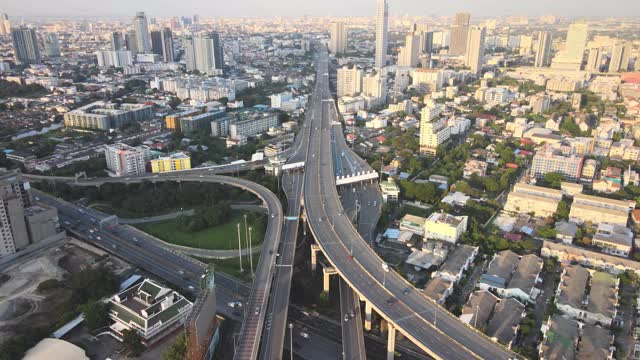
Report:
26,172,283,360
303,50,519,360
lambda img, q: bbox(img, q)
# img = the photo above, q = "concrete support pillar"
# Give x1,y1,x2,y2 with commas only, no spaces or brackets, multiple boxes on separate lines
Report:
380,318,388,333
322,266,337,294
301,212,306,236
387,324,396,360
310,244,321,272
364,301,373,331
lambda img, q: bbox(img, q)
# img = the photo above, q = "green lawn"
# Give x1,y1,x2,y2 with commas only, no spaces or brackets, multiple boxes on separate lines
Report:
201,253,261,283
91,204,178,219
135,211,265,250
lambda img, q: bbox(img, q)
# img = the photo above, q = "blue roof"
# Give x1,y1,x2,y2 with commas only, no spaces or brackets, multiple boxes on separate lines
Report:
383,229,401,239
119,274,142,291
51,314,84,339
253,104,269,109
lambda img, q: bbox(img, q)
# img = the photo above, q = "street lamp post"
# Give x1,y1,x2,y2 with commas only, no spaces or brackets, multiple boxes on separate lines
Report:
249,226,254,277
237,223,243,272
244,214,249,255
288,323,294,360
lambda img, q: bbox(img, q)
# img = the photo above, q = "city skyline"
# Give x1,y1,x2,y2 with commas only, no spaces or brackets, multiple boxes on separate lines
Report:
4,0,640,18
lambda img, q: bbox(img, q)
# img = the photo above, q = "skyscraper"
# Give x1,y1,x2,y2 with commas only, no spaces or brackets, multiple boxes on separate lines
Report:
552,22,588,70
449,13,471,56
398,32,420,67
160,28,174,63
44,33,61,57
411,23,430,54
423,31,434,54
133,11,151,54
125,30,138,54
464,26,486,74
151,30,163,56
586,48,602,72
0,13,10,36
111,31,123,51
337,66,363,97
0,171,32,258
534,31,552,67
185,32,224,75
609,43,629,73
329,21,347,55
374,0,389,69
11,26,41,65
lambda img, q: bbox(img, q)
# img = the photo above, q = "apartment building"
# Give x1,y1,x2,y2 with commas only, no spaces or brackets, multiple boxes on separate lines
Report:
569,193,634,226
504,183,563,218
423,212,468,243
337,66,362,97
104,143,150,177
150,152,191,173
531,145,584,181
164,108,204,132
64,101,154,131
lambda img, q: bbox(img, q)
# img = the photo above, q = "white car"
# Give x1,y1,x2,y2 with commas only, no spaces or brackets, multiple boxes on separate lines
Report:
300,332,310,339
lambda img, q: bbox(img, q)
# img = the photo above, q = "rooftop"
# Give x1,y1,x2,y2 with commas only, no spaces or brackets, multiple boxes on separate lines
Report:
460,291,499,330
587,271,618,319
540,315,579,360
506,254,543,295
557,265,589,309
486,298,525,346
577,324,613,360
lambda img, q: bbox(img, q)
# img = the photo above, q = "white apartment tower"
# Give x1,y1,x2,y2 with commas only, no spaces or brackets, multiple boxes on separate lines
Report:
133,11,151,54
465,27,486,74
398,32,420,67
337,66,363,97
374,0,389,69
534,31,552,67
362,71,386,100
329,21,347,55
105,143,149,177
609,43,630,73
449,13,471,56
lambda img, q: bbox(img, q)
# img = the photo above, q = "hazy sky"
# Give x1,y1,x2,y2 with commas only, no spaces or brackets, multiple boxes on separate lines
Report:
5,0,640,18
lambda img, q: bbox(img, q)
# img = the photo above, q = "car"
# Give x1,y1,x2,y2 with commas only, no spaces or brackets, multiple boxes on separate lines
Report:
300,332,310,339
350,311,355,318
402,288,410,295
89,230,94,233
344,314,349,322
96,236,102,240
178,270,185,275
188,285,195,291
254,307,260,315
373,201,377,206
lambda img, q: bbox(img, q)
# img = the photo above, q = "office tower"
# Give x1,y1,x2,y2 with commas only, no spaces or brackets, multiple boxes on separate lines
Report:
184,32,224,75
111,31,123,51
329,21,347,55
95,50,134,68
534,31,552,67
151,30,163,56
519,35,533,55
586,48,602,72
0,13,10,36
0,171,32,258
159,28,174,63
133,11,151,53
125,30,138,54
11,26,41,65
449,13,470,56
552,22,588,70
362,71,386,100
398,32,420,67
411,23,430,54
43,33,61,57
374,0,389,69
465,27,486,75
337,66,363,97
423,31,434,54
105,143,150,176
609,43,629,73
193,15,200,24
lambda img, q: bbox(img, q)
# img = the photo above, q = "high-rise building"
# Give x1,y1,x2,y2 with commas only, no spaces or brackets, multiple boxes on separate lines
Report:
464,27,486,75
423,31,434,54
420,103,450,155
586,48,602,72
95,50,134,68
337,66,363,97
151,28,174,62
0,171,31,258
184,32,224,75
609,43,629,73
111,31,124,51
531,145,584,182
43,33,61,57
329,21,347,55
362,71,386,100
411,23,432,54
449,13,471,56
534,31,552,67
125,30,138,54
398,32,420,67
0,13,10,36
104,143,150,177
133,11,151,54
374,0,389,69
519,35,533,55
11,27,41,65
552,22,588,70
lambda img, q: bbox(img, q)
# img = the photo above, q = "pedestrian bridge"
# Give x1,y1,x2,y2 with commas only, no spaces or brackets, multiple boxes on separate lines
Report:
336,171,379,186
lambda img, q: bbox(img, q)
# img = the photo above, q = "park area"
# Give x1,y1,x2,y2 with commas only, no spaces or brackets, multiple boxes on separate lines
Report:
135,210,266,250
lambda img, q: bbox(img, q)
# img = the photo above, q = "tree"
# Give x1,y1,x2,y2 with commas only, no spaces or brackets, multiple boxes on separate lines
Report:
122,329,145,356
543,172,564,189
556,200,570,220
80,301,111,331
537,227,557,239
163,334,187,360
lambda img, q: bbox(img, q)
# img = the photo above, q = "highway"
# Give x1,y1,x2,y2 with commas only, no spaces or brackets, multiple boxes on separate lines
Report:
303,48,518,360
